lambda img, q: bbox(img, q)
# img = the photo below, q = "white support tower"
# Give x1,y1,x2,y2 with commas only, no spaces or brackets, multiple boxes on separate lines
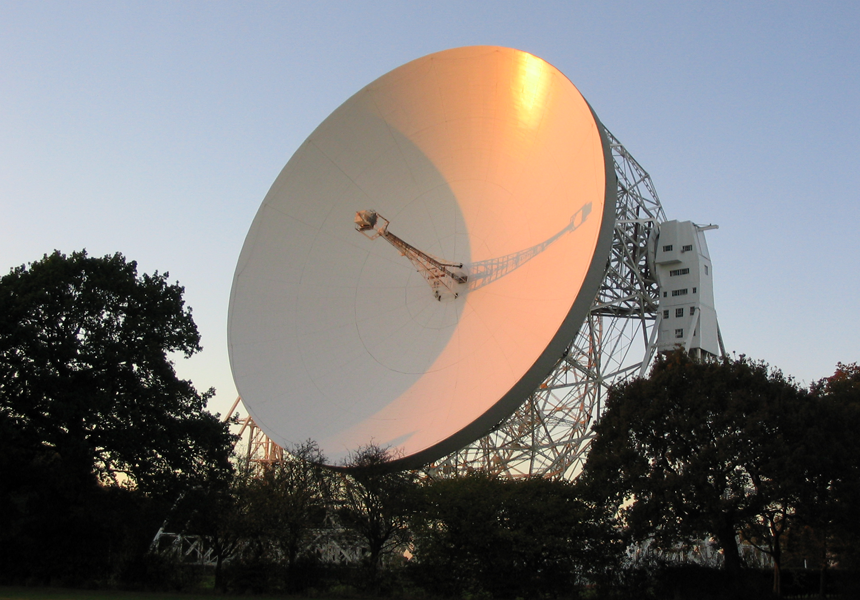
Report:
650,220,725,361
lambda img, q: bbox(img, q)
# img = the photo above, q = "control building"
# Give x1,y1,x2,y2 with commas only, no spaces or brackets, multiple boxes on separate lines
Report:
650,220,724,360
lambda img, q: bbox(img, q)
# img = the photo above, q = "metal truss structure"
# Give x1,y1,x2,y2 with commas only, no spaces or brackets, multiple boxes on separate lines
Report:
225,396,285,472
150,518,365,568
428,128,666,479
230,128,666,481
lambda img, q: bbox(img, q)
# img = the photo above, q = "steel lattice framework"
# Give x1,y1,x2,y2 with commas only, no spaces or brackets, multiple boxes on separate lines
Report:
428,128,666,479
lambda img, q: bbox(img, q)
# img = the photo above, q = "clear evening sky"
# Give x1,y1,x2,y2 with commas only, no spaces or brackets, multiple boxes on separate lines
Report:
2,2,857,419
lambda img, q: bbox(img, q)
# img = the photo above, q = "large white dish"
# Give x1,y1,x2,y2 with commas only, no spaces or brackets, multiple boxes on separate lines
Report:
228,46,616,468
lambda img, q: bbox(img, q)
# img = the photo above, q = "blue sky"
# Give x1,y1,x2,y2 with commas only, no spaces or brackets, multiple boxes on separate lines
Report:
2,1,858,418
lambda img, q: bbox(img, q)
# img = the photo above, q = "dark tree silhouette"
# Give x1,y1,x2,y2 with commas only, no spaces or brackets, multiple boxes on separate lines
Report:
336,444,416,584
0,250,234,583
411,473,622,598
799,363,860,595
0,250,234,494
580,351,807,596
245,441,333,589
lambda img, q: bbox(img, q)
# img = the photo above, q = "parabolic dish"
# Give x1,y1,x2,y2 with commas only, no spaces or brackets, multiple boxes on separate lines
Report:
228,46,616,468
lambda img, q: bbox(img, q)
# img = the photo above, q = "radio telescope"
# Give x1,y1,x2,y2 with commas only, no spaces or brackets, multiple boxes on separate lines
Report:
228,46,618,469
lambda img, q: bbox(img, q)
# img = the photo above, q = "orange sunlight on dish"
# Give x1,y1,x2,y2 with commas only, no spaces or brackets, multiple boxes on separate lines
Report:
513,52,553,130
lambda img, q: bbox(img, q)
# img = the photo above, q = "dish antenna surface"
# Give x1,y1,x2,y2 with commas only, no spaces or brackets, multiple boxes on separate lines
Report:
228,46,616,468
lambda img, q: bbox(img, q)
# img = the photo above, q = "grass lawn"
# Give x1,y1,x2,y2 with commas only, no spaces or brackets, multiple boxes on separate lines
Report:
0,588,319,600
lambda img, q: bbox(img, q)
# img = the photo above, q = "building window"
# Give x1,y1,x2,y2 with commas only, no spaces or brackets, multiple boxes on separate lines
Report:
670,268,690,277
671,288,688,297
693,287,697,293
675,308,684,318
705,265,709,275
662,244,673,252
663,291,667,298
690,306,696,315
675,328,684,339
663,310,669,319
682,244,693,252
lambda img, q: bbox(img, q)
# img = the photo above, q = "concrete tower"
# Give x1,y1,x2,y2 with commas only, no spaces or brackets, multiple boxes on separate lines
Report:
652,220,724,360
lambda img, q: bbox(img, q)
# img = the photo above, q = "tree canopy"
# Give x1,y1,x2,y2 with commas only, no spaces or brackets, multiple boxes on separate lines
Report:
244,441,333,578
796,363,860,576
579,351,808,593
411,474,622,598
0,250,234,494
336,444,417,579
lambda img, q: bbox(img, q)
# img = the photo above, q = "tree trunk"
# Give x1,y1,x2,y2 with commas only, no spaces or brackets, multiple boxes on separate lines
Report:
716,523,742,595
772,533,782,598
772,560,781,598
215,552,224,593
818,536,827,598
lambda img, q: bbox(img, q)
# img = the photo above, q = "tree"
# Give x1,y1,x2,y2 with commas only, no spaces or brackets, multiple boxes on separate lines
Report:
245,441,333,590
0,250,234,494
580,351,807,595
0,250,236,583
180,475,251,592
798,363,860,595
335,444,417,585
808,362,860,544
411,473,622,598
